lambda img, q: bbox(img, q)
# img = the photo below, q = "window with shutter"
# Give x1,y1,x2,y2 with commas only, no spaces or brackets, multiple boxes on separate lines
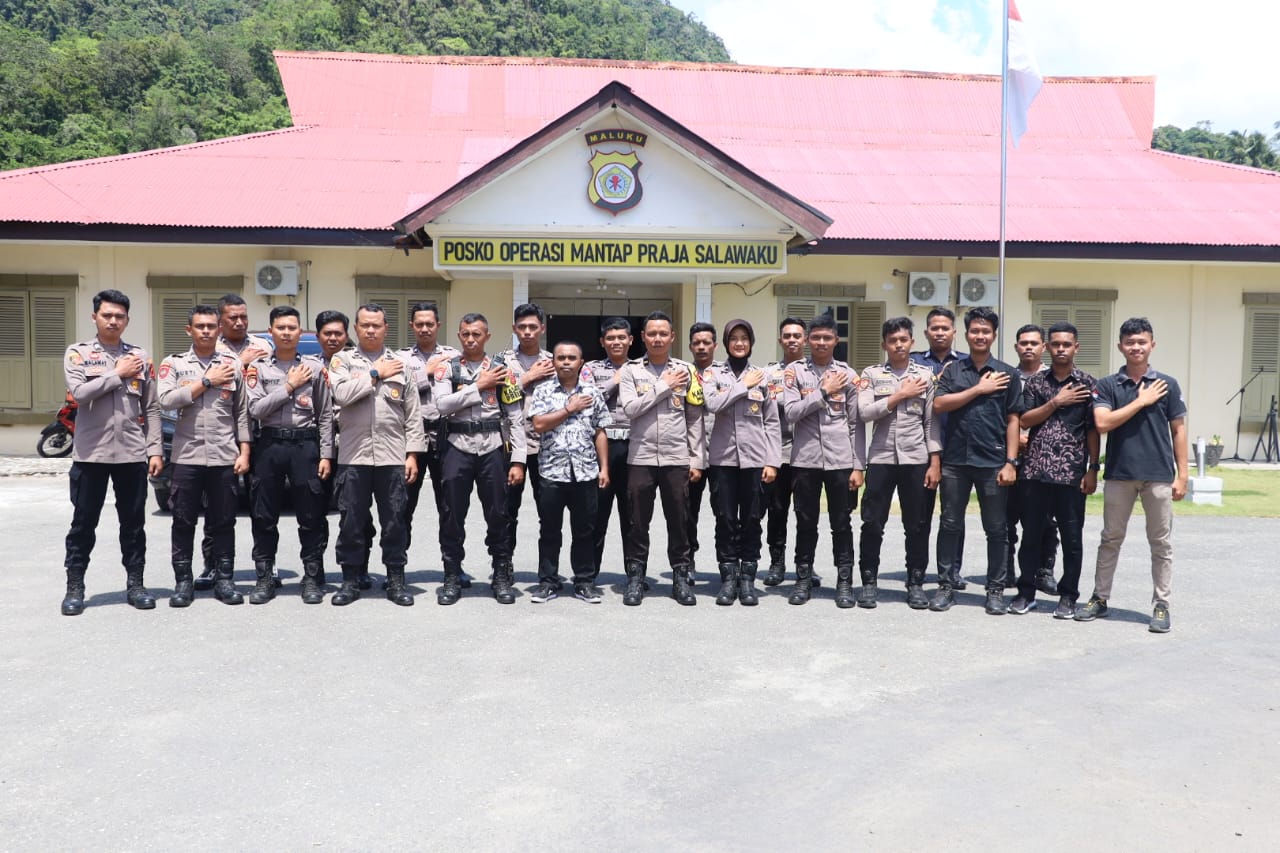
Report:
149,279,242,359
851,301,887,372
1243,307,1280,422
1033,300,1111,379
356,279,449,352
776,298,883,367
0,292,32,408
30,291,73,410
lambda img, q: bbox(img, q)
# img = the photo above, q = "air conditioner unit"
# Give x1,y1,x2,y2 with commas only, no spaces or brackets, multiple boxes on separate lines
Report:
958,274,1000,307
254,260,299,296
908,272,951,306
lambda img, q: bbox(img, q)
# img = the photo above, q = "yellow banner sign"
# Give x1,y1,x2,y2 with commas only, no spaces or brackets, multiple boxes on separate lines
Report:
436,237,785,271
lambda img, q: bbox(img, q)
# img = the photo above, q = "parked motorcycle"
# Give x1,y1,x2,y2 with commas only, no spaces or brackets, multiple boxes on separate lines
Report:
37,392,77,458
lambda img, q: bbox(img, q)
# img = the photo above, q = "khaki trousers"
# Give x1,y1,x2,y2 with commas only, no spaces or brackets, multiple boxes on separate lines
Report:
1092,479,1173,605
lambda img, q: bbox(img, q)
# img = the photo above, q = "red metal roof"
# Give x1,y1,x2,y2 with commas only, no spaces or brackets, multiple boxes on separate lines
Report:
1,51,1278,246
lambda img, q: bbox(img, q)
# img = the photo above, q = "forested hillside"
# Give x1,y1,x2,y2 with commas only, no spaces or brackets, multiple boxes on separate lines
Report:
1152,122,1279,172
0,0,730,170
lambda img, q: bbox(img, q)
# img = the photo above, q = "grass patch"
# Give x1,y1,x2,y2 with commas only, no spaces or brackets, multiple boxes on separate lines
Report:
1082,467,1280,518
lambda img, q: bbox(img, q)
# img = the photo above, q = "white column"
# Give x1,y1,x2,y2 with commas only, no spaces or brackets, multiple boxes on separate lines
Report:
511,272,529,352
695,275,712,324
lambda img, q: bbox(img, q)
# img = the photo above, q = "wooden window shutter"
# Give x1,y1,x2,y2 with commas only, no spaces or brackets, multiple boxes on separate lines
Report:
0,292,32,408
1071,304,1109,380
850,301,887,373
1244,308,1280,422
30,291,73,410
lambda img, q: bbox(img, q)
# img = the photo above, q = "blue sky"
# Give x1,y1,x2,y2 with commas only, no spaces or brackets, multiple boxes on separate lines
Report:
674,0,1279,135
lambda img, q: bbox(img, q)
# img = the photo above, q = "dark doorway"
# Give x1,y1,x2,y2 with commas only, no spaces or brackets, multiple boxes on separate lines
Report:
545,315,648,362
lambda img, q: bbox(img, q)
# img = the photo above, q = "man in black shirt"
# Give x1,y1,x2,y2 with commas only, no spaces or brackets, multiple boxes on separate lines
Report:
929,307,1023,615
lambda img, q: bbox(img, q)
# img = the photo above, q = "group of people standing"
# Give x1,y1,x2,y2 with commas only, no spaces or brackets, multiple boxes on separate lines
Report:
58,289,1187,633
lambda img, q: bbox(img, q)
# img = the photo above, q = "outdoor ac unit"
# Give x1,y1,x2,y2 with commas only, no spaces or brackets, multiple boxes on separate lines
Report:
254,260,299,296
958,274,1000,307
908,272,951,306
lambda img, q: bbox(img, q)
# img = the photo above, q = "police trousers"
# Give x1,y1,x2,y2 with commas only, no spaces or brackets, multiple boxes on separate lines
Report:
250,438,326,565
504,451,541,557
791,467,856,569
709,465,765,562
592,437,631,573
626,465,693,570
335,465,408,570
404,434,445,550
64,461,149,573
440,444,510,570
170,464,237,565
859,462,931,579
764,463,794,558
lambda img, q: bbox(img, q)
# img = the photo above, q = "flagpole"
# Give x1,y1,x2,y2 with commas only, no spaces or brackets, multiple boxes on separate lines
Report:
998,0,1010,362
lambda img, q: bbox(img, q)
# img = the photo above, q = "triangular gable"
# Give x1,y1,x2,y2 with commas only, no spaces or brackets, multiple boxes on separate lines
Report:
395,81,832,243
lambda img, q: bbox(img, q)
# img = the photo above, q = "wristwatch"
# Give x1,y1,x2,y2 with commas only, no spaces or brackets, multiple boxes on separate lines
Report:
201,377,213,389
1005,457,1020,468
1089,462,1101,472
368,368,379,382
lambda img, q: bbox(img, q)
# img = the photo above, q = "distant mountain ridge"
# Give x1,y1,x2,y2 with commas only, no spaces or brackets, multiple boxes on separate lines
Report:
0,0,730,169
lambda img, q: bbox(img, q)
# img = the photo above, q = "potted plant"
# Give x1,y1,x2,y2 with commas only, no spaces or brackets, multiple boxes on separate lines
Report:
1205,435,1224,467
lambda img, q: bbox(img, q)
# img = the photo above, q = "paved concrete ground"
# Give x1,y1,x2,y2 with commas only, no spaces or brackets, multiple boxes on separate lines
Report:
1,471,1277,852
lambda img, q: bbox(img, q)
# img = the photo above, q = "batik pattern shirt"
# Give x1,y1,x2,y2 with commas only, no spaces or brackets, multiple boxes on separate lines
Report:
528,380,611,483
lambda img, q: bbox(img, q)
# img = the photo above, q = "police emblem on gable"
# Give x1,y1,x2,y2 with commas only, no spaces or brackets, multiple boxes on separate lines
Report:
587,150,642,215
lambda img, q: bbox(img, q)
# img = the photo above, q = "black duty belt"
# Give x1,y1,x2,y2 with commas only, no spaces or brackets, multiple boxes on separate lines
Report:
260,427,319,442
423,418,441,431
443,418,502,436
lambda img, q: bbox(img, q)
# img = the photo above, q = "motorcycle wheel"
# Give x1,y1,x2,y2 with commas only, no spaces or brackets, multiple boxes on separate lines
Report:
37,427,73,458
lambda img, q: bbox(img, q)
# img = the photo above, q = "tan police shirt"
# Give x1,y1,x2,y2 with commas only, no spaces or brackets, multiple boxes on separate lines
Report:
856,360,942,465
246,353,335,459
431,354,528,464
783,358,864,471
703,363,783,469
158,348,250,466
584,358,632,433
496,347,553,455
64,337,162,464
328,347,426,466
617,356,707,468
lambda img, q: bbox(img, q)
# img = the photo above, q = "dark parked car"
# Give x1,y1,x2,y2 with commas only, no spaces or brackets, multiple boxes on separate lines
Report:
149,333,322,509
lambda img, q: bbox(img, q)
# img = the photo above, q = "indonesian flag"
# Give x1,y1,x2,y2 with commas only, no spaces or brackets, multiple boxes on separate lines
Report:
1007,0,1042,146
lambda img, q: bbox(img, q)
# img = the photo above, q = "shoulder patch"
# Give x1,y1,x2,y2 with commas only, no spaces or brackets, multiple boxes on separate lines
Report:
784,367,796,388
67,349,84,365
158,362,171,379
329,354,342,372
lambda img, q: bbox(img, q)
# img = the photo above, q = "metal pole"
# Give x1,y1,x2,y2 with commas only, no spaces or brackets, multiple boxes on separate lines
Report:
998,0,1010,362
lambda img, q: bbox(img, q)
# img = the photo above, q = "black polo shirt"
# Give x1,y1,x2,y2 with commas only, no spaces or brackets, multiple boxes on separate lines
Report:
1093,367,1187,481
936,355,1024,468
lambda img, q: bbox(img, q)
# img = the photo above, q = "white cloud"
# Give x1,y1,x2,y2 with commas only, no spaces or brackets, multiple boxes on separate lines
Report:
679,0,1280,133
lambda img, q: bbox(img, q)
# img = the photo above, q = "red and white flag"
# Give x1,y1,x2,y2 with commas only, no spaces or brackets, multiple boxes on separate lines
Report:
1007,0,1042,146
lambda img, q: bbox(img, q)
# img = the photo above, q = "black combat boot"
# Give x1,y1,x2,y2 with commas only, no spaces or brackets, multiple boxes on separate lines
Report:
125,568,156,610
715,561,738,606
212,558,244,605
301,562,325,604
672,565,697,606
331,565,361,606
385,566,414,606
193,556,215,591
491,561,516,605
763,548,786,586
835,565,857,609
856,567,878,609
437,565,464,606
623,562,646,607
905,567,929,610
170,561,194,608
249,561,275,605
738,560,760,606
788,563,813,605
61,567,86,616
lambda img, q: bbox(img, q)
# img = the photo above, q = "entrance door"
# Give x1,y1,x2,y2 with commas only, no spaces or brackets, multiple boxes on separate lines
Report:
540,297,672,362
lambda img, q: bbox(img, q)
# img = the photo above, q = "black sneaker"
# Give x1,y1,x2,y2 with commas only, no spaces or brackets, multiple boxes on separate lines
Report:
1149,602,1171,633
1075,596,1108,621
574,583,603,603
985,589,1008,615
529,583,559,604
1008,595,1035,615
928,587,955,612
1053,596,1076,620
1035,571,1059,596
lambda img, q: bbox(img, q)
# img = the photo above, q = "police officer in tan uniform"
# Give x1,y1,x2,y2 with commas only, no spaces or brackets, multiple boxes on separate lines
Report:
328,303,426,607
246,305,334,604
763,317,807,586
59,289,163,615
433,312,528,605
686,321,720,581
703,319,782,607
496,303,554,560
856,317,942,610
783,313,864,606
618,310,707,606
585,317,635,579
158,304,252,607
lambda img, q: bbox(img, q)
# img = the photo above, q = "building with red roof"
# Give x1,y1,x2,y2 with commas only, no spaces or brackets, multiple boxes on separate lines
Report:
2,51,1279,451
